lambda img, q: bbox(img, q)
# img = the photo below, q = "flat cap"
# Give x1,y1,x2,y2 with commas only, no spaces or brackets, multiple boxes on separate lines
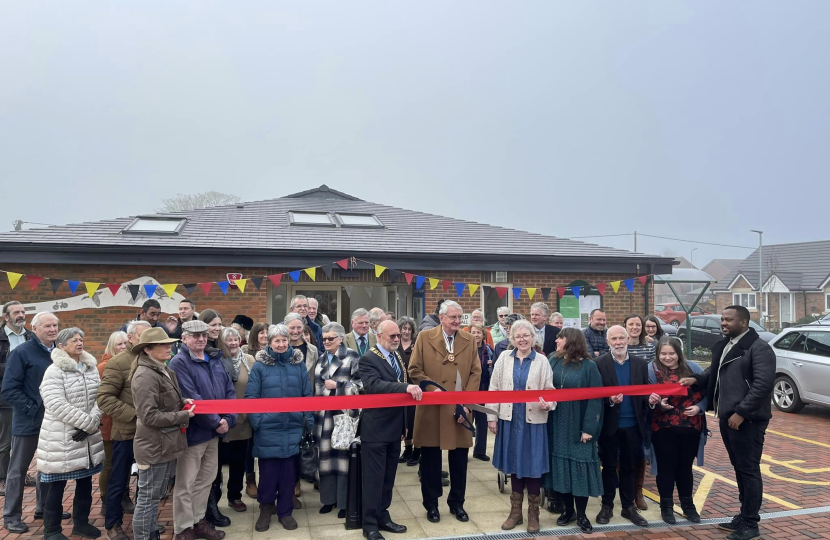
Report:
182,320,210,334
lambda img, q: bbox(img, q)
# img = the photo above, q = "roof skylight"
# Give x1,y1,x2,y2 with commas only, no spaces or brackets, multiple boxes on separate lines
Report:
122,217,187,235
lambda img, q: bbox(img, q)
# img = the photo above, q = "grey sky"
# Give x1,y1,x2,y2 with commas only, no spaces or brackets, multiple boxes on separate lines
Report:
2,2,827,268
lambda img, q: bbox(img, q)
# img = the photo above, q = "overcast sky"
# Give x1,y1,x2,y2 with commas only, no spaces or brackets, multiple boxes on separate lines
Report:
2,2,827,268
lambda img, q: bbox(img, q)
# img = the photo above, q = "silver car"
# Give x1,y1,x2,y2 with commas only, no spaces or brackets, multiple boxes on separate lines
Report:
771,326,830,413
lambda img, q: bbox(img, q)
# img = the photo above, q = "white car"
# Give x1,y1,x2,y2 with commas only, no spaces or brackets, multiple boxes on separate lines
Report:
771,325,830,413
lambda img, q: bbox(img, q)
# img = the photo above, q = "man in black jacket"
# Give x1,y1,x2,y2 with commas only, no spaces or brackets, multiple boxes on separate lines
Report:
0,302,30,497
681,306,774,540
594,325,654,528
358,320,423,540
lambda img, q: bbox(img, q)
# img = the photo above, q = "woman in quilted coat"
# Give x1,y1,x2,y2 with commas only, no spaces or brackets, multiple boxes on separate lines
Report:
37,327,104,540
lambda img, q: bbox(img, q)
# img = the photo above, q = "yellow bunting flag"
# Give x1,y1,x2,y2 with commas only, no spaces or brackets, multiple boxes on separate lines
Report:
374,265,387,278
6,272,23,289
235,279,247,293
161,284,178,297
469,284,480,297
304,267,317,281
85,282,100,298
526,287,537,300
610,281,621,293
429,278,439,290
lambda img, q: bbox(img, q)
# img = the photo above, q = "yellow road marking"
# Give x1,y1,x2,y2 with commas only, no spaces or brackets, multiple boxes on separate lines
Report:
762,454,830,474
693,470,716,511
691,466,801,510
760,464,830,485
766,429,830,449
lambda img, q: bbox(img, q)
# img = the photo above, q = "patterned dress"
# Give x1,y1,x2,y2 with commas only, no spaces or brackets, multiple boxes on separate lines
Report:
542,358,604,497
491,356,549,479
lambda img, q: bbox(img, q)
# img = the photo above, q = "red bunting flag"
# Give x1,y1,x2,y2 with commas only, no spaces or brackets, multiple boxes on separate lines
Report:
336,259,349,270
441,280,452,292
106,283,121,296
200,282,213,295
268,274,282,288
495,287,508,299
557,287,566,298
404,273,414,285
27,275,44,290
595,283,606,296
638,276,648,286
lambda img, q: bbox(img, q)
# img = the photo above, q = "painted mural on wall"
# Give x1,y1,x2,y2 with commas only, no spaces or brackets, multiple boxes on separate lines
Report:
23,277,185,314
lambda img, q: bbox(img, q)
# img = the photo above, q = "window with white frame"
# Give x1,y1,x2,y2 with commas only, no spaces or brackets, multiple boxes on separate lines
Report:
826,293,830,311
733,292,757,309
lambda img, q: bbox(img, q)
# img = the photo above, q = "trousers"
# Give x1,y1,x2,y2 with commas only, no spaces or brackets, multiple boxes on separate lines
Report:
134,461,174,540
41,476,93,534
3,434,42,522
651,427,699,500
720,419,767,525
257,457,296,519
361,441,399,533
105,439,134,529
173,439,219,533
599,426,641,509
0,409,12,480
419,446,468,510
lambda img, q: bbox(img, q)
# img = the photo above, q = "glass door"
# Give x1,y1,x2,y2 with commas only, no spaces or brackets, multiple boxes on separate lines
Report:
292,286,341,324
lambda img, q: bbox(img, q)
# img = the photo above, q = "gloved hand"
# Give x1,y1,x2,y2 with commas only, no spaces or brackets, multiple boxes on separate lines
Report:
71,429,89,442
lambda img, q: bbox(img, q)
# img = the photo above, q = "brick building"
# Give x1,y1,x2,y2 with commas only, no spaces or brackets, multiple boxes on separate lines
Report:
0,185,673,356
713,240,830,329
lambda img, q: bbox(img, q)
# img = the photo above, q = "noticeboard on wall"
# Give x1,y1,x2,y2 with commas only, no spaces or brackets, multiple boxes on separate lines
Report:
557,280,603,329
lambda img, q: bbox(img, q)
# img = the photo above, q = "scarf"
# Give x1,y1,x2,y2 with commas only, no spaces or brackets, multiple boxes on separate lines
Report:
263,345,296,366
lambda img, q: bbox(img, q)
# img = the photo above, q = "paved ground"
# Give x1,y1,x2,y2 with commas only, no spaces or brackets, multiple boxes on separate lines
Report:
1,405,828,540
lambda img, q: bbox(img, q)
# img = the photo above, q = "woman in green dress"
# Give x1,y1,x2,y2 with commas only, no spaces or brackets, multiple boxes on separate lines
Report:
542,327,604,534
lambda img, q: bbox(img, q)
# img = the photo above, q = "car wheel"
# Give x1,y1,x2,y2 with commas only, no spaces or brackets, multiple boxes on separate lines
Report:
671,320,680,328
773,376,805,413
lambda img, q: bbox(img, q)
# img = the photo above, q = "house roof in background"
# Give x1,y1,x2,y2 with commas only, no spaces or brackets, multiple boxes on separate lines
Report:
701,258,742,282
0,185,674,270
715,240,830,291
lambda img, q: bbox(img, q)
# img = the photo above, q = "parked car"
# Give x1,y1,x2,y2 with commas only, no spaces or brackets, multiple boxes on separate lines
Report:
807,313,830,325
654,303,709,327
676,315,777,350
770,326,830,413
661,321,678,336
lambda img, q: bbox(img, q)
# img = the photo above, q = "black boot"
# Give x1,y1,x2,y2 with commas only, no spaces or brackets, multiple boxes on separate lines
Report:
399,445,412,463
546,491,565,514
71,483,100,538
44,506,69,540
679,497,700,523
660,498,676,524
407,447,421,466
206,490,231,527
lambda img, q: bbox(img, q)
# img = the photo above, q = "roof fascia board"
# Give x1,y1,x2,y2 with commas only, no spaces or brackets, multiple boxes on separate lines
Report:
726,273,755,291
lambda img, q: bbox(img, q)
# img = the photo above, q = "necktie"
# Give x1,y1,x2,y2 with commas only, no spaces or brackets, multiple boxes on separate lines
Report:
359,336,366,354
388,353,402,380
535,328,542,343
447,336,453,350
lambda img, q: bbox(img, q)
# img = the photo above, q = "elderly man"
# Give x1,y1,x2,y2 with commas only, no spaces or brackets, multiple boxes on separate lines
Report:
169,321,238,540
529,302,560,356
409,300,481,524
594,326,653,528
462,310,493,349
489,307,511,344
289,295,322,349
307,298,329,327
1,312,70,533
493,314,522,359
583,309,609,358
368,308,386,335
344,308,377,355
0,302,30,496
359,320,423,540
98,320,151,540
120,299,169,335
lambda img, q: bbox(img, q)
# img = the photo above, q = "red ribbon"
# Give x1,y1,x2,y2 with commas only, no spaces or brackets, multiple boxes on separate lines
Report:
192,383,685,414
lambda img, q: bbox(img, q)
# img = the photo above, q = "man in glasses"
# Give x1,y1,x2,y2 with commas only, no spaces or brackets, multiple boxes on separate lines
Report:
489,307,511,345
408,300,481,525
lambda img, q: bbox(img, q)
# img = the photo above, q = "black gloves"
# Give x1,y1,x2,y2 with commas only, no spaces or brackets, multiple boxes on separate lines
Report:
71,429,89,442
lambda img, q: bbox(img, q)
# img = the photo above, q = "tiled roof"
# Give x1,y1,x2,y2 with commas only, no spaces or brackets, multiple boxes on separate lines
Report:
716,240,830,291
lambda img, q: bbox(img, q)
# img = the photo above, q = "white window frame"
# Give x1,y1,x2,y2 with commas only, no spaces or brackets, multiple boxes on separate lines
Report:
825,293,830,312
733,292,757,309
480,282,514,326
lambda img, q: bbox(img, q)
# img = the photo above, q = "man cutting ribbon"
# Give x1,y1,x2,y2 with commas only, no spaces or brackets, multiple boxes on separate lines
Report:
407,300,481,525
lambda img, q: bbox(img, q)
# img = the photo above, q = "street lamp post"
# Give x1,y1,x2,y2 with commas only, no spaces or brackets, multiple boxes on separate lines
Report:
691,248,698,267
751,230,763,321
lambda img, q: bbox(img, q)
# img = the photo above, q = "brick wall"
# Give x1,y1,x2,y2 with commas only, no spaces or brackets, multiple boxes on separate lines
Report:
1,263,652,357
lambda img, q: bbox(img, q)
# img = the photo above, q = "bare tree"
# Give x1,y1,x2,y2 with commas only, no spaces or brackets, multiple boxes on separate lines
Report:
156,191,241,212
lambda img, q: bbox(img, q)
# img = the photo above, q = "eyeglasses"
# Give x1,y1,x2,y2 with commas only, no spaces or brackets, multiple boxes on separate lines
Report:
384,333,401,339
444,315,462,321
321,337,339,343
498,314,508,318
513,334,533,341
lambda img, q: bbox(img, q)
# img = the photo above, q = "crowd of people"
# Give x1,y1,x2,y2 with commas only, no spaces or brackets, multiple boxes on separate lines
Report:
0,294,774,540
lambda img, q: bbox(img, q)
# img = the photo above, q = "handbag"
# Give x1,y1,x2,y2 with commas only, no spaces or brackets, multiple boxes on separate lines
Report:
332,410,360,450
299,417,318,482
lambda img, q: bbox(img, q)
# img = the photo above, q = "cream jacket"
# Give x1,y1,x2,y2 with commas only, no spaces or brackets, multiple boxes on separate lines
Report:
486,349,554,424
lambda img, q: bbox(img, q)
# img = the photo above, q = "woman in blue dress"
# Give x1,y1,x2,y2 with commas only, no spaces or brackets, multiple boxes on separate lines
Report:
486,320,554,534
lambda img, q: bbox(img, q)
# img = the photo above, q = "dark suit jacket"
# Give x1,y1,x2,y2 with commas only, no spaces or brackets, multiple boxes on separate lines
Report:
595,351,650,440
540,324,560,357
358,348,410,443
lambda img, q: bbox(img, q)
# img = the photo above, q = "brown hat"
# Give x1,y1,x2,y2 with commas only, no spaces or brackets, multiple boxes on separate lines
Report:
132,327,179,355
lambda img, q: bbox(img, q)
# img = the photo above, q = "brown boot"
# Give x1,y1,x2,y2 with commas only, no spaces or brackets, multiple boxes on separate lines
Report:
527,494,541,533
193,519,225,540
634,458,648,511
246,473,258,499
255,504,274,532
501,492,524,530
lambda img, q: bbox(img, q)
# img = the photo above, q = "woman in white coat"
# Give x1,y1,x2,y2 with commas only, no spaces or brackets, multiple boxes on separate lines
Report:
38,328,105,540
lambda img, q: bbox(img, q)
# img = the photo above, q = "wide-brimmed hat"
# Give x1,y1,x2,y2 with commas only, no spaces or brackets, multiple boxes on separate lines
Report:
133,327,179,354
182,320,210,334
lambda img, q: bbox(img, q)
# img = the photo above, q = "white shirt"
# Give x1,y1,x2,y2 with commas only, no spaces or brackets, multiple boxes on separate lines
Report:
353,330,368,345
4,325,27,351
441,329,456,353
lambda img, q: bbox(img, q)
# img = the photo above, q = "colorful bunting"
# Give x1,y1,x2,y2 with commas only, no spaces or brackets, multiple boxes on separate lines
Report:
144,284,158,298
128,284,140,300
268,274,282,288
468,284,479,297
483,285,492,297
557,287,566,298
404,273,415,285
336,259,349,270
374,265,387,278
415,276,425,290
441,280,452,293
184,283,198,295
495,287,508,299
68,281,80,295
454,282,466,297
364,286,373,298
161,284,178,297
541,287,551,301
250,277,264,290
638,276,648,286
27,275,44,290
610,281,621,294
512,287,522,300
623,279,635,293
106,283,121,296
321,264,334,279
289,271,301,283
234,279,247,293
595,283,606,296
50,278,63,294
6,272,22,289
85,282,100,298
217,281,229,295
304,268,316,281
389,270,401,284
200,282,212,295
344,286,353,298
572,286,581,300
429,278,439,290
526,287,537,300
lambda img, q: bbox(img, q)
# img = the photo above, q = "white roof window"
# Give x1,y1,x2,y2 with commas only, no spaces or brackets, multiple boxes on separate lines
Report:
122,216,187,234
335,213,384,228
288,211,336,227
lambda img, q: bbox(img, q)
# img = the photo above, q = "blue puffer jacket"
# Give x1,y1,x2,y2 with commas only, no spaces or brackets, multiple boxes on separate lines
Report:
169,344,237,447
0,335,53,436
246,346,313,459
